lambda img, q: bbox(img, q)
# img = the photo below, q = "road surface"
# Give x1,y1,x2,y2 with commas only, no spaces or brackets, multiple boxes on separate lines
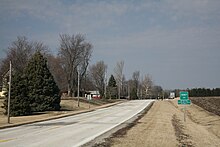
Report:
0,100,153,147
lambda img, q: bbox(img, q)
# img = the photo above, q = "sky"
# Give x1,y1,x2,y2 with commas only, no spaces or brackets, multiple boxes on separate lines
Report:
0,0,220,89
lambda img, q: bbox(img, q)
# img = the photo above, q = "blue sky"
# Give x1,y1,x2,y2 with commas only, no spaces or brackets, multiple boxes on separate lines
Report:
0,0,220,89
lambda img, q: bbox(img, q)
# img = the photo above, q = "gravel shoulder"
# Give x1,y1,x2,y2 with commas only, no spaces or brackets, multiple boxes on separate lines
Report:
110,99,220,147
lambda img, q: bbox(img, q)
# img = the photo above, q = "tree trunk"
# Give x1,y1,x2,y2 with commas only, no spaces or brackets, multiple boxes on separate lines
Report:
67,83,73,97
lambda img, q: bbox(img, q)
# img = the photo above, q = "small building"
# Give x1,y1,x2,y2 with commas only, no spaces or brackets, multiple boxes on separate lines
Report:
85,91,101,100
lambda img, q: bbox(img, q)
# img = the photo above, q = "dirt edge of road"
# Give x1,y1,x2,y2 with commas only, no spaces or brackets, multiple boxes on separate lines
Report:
82,101,155,147
172,114,194,147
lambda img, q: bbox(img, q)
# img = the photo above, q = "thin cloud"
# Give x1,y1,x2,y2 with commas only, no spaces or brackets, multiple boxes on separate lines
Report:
0,0,220,88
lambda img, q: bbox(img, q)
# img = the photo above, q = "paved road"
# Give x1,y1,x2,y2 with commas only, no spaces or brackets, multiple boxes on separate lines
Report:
0,100,153,147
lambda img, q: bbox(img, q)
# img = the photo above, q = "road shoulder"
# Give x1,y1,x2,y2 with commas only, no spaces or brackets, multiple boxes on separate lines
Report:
106,99,220,147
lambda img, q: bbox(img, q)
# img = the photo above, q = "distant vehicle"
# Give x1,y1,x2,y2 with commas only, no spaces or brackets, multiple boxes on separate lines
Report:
169,92,175,99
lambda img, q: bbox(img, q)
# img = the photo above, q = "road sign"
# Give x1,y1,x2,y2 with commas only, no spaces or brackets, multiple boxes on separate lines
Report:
178,99,191,105
178,91,191,122
178,91,191,105
180,91,189,100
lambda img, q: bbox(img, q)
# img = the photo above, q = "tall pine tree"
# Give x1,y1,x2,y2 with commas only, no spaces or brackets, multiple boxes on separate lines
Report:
108,75,117,87
107,75,117,99
3,72,31,116
25,51,61,112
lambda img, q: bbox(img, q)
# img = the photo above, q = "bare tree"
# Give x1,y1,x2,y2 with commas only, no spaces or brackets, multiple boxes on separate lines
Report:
0,36,48,73
132,71,140,99
59,34,92,97
141,74,153,98
0,36,48,86
121,75,127,97
152,85,163,99
47,55,67,92
114,61,124,99
81,72,95,91
89,61,107,97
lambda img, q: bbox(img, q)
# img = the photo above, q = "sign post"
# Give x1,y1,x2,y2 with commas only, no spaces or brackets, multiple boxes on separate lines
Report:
178,91,191,122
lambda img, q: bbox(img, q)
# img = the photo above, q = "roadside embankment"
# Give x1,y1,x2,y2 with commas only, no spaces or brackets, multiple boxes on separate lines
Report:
109,99,220,147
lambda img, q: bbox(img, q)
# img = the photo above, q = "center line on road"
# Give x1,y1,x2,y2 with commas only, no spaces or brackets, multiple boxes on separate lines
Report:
0,138,15,143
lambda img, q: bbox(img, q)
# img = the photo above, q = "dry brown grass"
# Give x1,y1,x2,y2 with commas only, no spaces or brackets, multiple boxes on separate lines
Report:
108,99,220,147
172,114,194,146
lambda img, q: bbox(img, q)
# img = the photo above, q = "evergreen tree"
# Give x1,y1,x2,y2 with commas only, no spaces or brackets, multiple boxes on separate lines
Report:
107,75,117,99
3,72,31,116
130,88,138,99
108,75,117,87
25,51,60,112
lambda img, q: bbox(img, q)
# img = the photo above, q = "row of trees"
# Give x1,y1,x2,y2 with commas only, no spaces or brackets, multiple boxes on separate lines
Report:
0,35,93,97
0,35,163,108
174,88,220,97
2,35,220,116
188,88,220,97
88,61,163,99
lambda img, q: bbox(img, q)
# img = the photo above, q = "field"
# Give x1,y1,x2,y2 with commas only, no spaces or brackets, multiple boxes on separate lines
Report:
190,97,220,116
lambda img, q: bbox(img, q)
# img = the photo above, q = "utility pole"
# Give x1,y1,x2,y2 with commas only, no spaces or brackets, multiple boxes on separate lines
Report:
7,61,12,124
77,67,80,107
118,81,121,99
128,82,130,99
104,70,107,99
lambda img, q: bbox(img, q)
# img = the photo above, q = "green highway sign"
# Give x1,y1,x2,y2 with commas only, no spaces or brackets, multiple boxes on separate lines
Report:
178,91,191,105
178,91,191,122
178,99,191,105
180,91,189,100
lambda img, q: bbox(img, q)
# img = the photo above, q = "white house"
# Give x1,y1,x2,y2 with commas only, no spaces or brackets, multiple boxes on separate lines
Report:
85,91,101,100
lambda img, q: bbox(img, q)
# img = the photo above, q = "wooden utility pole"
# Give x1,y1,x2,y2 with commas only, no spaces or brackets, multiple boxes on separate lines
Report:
7,61,12,123
77,68,80,107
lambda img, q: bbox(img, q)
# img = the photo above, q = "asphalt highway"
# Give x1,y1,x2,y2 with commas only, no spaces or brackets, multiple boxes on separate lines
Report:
0,100,154,147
